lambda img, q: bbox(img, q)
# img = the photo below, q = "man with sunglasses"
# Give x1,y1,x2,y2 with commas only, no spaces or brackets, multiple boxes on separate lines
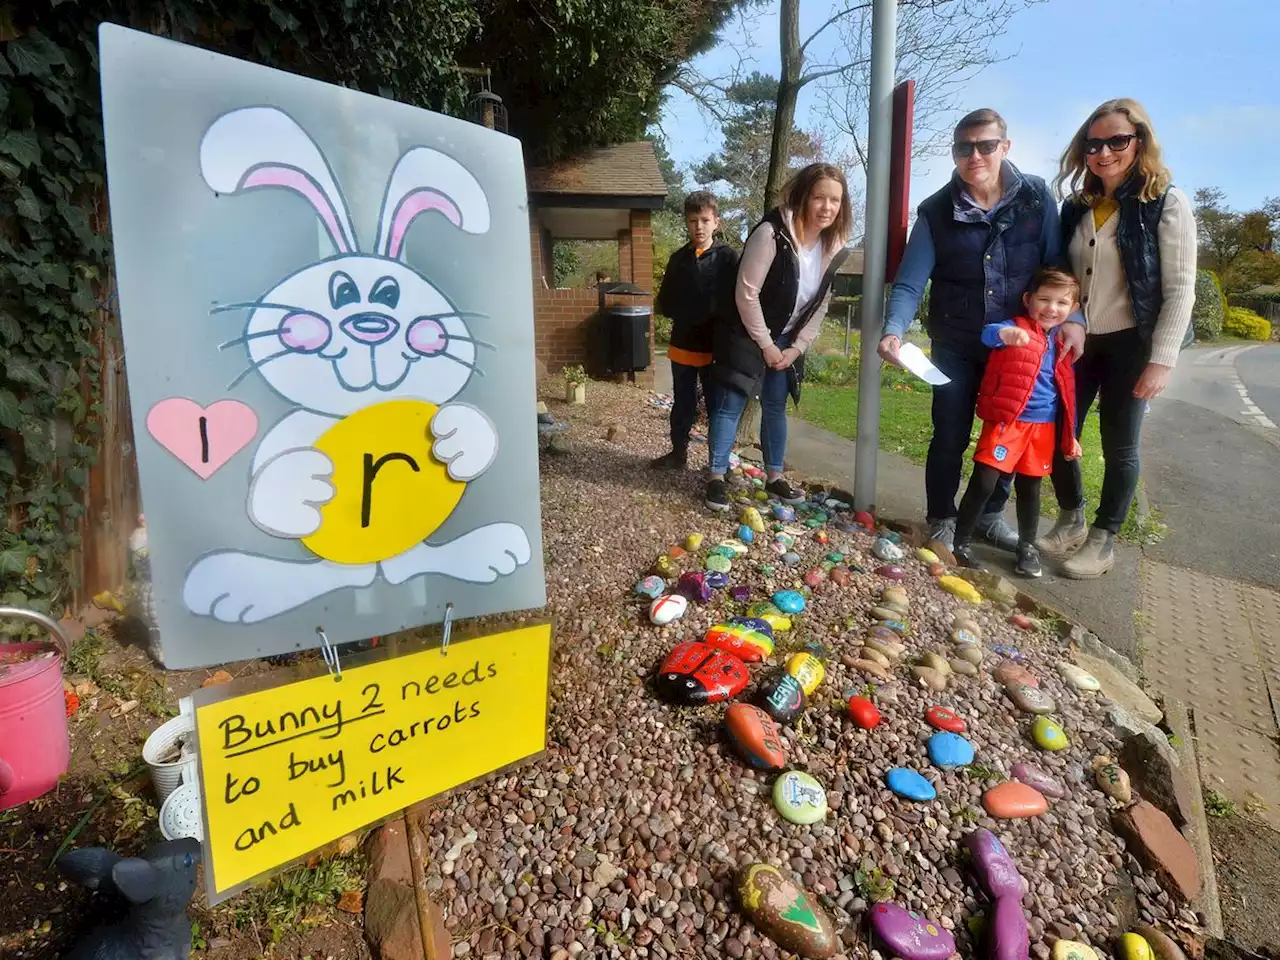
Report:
878,108,1084,552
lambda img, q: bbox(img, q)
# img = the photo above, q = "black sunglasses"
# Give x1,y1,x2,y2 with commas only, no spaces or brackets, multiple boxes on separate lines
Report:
952,138,1003,158
1084,133,1139,155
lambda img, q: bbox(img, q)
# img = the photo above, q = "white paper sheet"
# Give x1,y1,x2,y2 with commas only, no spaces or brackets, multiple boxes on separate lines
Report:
897,342,951,386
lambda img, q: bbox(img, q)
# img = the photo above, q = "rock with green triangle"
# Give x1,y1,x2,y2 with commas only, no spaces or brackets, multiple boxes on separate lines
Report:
737,863,836,958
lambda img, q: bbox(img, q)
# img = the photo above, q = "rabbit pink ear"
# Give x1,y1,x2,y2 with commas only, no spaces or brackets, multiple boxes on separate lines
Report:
383,190,462,260
238,165,354,254
376,146,490,259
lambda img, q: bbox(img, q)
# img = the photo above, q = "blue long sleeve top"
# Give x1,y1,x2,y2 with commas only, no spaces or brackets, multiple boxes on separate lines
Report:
980,320,1058,423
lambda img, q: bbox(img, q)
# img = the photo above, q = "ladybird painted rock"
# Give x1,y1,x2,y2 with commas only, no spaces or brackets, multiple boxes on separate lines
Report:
756,671,807,724
847,695,882,729
704,619,775,662
654,642,748,706
737,864,836,958
648,594,688,626
785,652,825,695
723,703,787,771
869,903,955,960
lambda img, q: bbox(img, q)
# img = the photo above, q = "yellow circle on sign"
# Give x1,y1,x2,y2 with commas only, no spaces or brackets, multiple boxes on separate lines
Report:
302,400,465,564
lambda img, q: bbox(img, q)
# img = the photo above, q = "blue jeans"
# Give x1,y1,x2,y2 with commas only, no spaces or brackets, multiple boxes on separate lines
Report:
669,361,714,451
709,341,792,475
926,341,1012,521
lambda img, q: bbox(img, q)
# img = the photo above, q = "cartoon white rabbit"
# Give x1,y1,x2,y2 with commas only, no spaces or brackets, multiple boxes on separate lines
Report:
182,106,531,624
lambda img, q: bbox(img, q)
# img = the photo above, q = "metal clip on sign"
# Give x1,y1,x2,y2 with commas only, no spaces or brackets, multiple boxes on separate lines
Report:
440,603,454,657
316,627,341,682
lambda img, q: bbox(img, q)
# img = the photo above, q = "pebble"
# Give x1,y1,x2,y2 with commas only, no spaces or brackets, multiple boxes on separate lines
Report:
785,652,825,695
881,586,909,606
830,568,852,586
634,576,665,599
886,768,936,802
927,732,975,770
928,562,946,577
757,672,807,724
948,658,978,677
876,564,906,580
649,594,688,626
736,864,836,958
925,705,966,733
1012,762,1068,799
871,606,904,621
773,770,829,825
919,651,952,675
723,703,787,771
956,645,984,666
848,695,882,729
1006,683,1057,715
862,648,892,669
1092,759,1133,802
1058,662,1101,691
983,781,1050,818
868,903,955,960
863,638,900,662
1032,717,1070,751
773,590,806,614
848,658,892,681
912,666,948,692
703,620,774,662
994,660,1039,687
654,642,749,705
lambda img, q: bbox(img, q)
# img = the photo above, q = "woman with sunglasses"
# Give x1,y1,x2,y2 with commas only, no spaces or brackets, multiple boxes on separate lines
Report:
1037,98,1196,578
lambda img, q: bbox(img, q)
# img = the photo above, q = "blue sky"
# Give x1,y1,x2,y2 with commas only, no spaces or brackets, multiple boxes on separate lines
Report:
657,0,1279,215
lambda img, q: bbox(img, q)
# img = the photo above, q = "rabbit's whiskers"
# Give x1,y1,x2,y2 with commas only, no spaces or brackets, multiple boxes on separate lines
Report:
227,348,292,390
210,300,313,316
220,330,286,350
433,351,485,378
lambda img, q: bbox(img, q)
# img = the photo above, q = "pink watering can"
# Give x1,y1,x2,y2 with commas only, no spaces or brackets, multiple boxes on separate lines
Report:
0,606,72,810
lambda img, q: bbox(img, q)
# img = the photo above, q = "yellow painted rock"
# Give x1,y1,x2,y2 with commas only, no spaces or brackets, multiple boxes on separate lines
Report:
304,400,463,563
786,653,825,695
762,613,792,632
685,533,704,551
741,506,767,533
916,547,939,565
938,575,982,604
1119,934,1155,960
1054,942,1101,960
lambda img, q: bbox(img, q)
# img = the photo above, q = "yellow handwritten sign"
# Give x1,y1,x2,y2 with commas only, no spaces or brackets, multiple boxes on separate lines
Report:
194,624,551,898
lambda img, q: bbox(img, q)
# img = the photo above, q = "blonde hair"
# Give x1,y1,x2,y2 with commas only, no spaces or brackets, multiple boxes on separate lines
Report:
1056,98,1172,204
783,163,853,253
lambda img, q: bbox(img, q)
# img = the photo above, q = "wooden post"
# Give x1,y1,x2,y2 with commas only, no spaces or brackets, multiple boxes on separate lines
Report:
843,301,853,356
735,397,762,457
405,803,449,959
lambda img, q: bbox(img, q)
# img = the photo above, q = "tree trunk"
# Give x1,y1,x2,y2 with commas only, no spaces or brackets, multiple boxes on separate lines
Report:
765,0,803,211
735,397,762,456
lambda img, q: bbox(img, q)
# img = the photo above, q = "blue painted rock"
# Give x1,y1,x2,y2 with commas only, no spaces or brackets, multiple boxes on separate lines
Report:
773,590,806,614
873,538,905,562
1012,762,1067,799
876,564,906,580
648,594,688,626
848,695,882,729
772,504,797,522
988,896,1031,960
706,571,729,589
886,768,936,802
718,540,749,557
782,551,802,567
756,671,807,724
737,524,755,544
634,576,665,599
737,864,836,958
992,643,1024,660
677,572,712,604
655,642,749,705
983,781,1049,818
785,653,825,695
869,903,955,960
800,640,827,661
723,703,787,771
964,828,1025,900
1031,717,1069,751
704,620,774,663
927,732,975,770
773,770,828,825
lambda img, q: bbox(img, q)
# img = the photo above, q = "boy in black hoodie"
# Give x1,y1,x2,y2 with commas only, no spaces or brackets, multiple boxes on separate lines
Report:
650,191,740,469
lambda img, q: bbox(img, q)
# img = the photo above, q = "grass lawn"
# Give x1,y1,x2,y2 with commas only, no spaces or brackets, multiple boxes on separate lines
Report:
799,325,1163,542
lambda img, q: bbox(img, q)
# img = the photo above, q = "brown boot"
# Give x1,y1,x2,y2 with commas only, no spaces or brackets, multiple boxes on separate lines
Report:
1036,507,1088,558
1062,528,1115,579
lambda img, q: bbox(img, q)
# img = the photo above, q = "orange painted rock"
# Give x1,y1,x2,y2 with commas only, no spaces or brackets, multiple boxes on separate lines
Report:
848,695,882,730
928,562,946,577
983,781,1050,819
724,703,787,771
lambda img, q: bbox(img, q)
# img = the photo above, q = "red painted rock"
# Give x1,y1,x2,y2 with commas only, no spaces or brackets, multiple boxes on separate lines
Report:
1010,613,1034,630
724,703,787,771
668,545,687,559
830,568,852,587
814,530,830,546
982,781,1050,819
876,564,905,580
854,510,875,528
848,695,882,730
804,568,826,589
654,642,749,706
925,705,966,733
928,562,946,577
994,659,1039,687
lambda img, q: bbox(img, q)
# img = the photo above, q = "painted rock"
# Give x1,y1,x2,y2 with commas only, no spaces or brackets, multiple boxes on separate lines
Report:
854,510,875,528
737,524,756,544
1012,762,1068,799
1032,717,1069,751
848,695,882,730
1058,662,1101,692
773,771,828,825
886,768,936,802
983,781,1049,818
737,864,836,959
757,672,807,724
724,703,787,771
773,590,806,614
652,555,675,577
705,554,733,575
769,540,788,556
1119,934,1155,960
649,594,688,626
987,896,1031,960
782,551,802,567
938,575,982,603
814,530,830,546
872,538,905,562
952,624,982,643
882,530,903,544
800,640,827,661
1006,684,1057,715
869,903,955,960
1133,925,1191,960
992,643,1023,660
786,653,825,695
685,533,704,551
655,642,749,705
1054,942,1102,960
849,658,892,681
826,551,844,564
706,571,729,589
634,575,665,599
803,568,825,589
704,620,775,662
804,518,823,529
912,666,948,692
759,564,777,577
880,619,909,635
995,660,1039,687
772,504,797,522
949,658,979,677
830,568,852,587
741,506,767,532
928,562,946,577
668,545,686,559
956,644,984,666
1010,613,1035,630
876,564,906,580
963,828,1025,900
677,571,712,604
925,705,966,733
775,531,795,547
718,540,749,557
1093,759,1133,802
916,548,939,565
927,732,975,770
730,585,752,602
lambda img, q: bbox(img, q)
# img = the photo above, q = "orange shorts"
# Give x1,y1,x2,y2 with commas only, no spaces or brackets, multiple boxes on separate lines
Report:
974,420,1055,477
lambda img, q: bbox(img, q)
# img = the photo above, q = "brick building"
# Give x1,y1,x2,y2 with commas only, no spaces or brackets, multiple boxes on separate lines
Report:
526,142,668,383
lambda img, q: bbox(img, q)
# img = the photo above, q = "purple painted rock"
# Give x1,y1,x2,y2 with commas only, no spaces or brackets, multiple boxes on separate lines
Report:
737,863,836,958
724,704,788,771
876,564,906,580
988,896,1031,960
1012,762,1068,799
983,781,1049,819
730,586,752,602
869,903,955,960
655,642,749,705
706,570,730,589
677,572,712,604
994,660,1038,687
964,828,1025,900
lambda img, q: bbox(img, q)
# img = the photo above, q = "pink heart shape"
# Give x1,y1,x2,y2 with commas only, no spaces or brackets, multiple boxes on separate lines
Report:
146,398,258,480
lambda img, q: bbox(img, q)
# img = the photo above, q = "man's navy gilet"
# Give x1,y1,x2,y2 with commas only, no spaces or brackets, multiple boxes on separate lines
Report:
919,164,1047,354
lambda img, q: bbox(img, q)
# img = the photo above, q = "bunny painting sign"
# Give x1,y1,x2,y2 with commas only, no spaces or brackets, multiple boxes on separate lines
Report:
100,26,545,668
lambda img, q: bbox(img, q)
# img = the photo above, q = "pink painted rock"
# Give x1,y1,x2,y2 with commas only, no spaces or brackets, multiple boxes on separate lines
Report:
963,828,1025,900
830,568,852,587
848,695,882,730
677,571,712,603
804,568,826,589
1010,613,1034,630
925,705,966,733
994,660,1039,687
876,564,906,580
869,903,955,960
983,782,1050,819
1012,762,1067,799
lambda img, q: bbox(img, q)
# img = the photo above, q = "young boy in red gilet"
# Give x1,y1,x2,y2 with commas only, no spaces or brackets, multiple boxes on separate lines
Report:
952,266,1082,578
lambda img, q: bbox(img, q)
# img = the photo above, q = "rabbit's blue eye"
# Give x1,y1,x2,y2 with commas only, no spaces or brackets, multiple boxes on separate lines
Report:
369,276,400,310
329,271,360,310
